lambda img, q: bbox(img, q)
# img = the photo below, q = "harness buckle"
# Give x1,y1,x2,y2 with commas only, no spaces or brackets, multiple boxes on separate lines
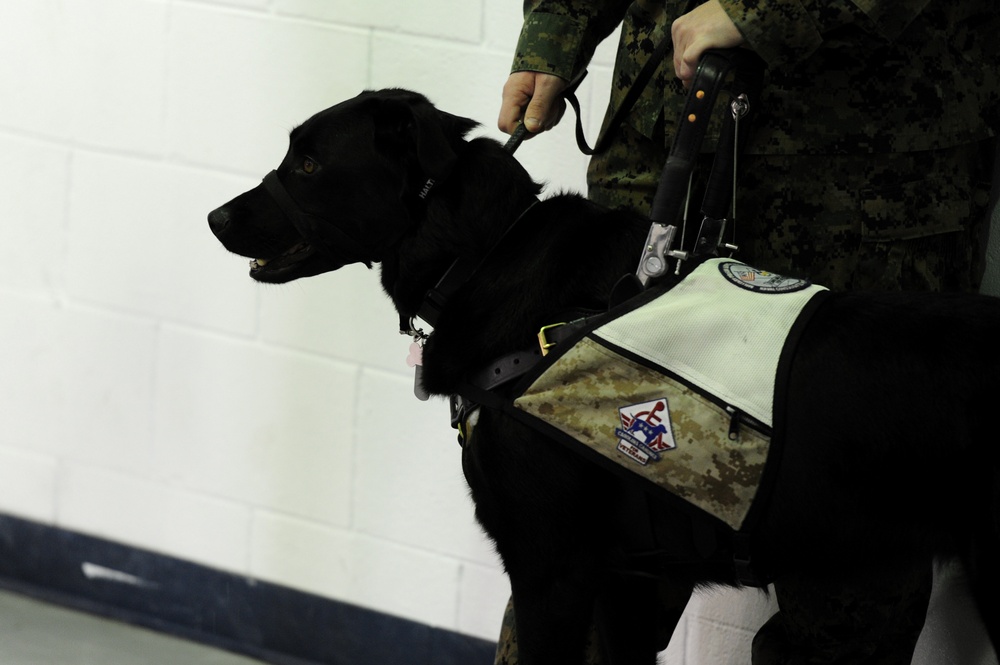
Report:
537,322,566,357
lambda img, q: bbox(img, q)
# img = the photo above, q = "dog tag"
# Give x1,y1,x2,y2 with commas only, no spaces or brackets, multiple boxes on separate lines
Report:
406,342,423,368
406,341,430,401
413,365,430,401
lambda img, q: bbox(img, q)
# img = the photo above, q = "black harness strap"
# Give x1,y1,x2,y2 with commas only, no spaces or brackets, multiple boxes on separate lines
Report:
262,170,375,268
414,199,541,328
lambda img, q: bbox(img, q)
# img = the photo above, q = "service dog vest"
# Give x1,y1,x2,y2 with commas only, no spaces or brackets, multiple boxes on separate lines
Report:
511,258,828,532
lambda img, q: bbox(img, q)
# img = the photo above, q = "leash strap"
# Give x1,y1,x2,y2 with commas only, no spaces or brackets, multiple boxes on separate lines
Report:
505,35,673,158
503,68,589,155
570,34,674,156
502,121,531,154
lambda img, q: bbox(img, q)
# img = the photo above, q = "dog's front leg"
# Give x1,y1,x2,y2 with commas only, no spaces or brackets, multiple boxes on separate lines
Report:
503,570,669,665
593,574,682,664
507,571,601,664
463,409,618,664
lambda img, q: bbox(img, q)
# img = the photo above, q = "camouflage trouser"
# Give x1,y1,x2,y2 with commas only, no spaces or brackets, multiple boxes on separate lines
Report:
493,123,995,664
494,597,604,665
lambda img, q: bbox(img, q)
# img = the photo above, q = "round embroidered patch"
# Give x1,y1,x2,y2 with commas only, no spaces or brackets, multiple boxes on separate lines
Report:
718,261,811,293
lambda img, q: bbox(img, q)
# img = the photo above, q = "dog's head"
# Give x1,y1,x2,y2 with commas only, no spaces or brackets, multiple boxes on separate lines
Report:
208,89,477,283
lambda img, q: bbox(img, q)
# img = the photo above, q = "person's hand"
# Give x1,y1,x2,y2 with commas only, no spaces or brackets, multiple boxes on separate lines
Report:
671,0,745,87
498,71,568,136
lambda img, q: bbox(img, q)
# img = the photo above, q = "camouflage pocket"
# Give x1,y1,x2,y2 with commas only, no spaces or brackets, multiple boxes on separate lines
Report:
859,175,969,242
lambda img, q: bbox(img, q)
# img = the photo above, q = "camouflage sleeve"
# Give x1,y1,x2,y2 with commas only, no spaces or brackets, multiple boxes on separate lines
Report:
717,0,930,67
511,0,632,80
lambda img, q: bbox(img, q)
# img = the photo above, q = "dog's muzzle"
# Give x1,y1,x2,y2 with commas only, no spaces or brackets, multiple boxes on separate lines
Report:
261,170,374,269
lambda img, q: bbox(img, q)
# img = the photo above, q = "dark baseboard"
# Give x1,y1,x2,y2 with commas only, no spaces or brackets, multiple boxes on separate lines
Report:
0,514,496,665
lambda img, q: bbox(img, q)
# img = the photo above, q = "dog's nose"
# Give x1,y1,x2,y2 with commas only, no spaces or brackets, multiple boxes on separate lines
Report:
208,207,230,238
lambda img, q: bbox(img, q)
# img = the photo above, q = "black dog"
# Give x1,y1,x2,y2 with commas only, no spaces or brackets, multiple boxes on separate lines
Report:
209,89,999,664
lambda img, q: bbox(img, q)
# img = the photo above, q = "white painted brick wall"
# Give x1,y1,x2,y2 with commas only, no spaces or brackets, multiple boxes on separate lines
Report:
0,0,995,658
0,0,556,645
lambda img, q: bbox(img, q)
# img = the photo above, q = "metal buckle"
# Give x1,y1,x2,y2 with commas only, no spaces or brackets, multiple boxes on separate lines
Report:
537,322,566,357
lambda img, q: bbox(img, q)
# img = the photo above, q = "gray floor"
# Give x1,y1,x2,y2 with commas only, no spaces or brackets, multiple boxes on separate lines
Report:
0,590,266,665
912,559,999,665
1,567,996,665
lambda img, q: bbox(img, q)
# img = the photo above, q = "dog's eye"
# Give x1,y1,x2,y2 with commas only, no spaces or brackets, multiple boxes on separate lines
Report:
302,158,318,174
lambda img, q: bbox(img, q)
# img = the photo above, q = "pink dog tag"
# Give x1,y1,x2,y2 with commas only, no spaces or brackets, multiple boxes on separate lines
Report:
407,342,429,401
406,342,423,367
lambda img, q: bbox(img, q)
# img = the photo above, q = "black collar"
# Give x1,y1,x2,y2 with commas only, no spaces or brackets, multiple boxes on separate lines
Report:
399,198,540,336
399,120,539,335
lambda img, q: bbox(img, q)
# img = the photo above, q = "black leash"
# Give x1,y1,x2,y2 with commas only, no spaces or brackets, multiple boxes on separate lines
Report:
502,120,532,154
502,68,589,155
571,35,674,156
504,34,673,157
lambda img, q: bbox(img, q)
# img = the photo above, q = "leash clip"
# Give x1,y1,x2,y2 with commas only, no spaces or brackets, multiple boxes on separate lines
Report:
400,316,430,342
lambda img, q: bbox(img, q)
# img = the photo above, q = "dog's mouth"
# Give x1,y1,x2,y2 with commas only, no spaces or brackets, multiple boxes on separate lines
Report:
248,242,317,282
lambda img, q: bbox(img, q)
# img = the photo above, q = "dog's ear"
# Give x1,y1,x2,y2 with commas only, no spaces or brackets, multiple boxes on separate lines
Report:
371,92,478,184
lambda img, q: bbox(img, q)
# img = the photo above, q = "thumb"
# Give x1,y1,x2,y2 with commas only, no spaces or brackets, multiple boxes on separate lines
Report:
523,74,568,133
523,97,552,133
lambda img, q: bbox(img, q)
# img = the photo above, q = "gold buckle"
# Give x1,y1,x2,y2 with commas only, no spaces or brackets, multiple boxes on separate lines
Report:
537,322,566,357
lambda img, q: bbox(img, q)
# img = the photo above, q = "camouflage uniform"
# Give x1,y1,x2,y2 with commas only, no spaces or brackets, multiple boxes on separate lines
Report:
513,0,999,292
497,0,1000,663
